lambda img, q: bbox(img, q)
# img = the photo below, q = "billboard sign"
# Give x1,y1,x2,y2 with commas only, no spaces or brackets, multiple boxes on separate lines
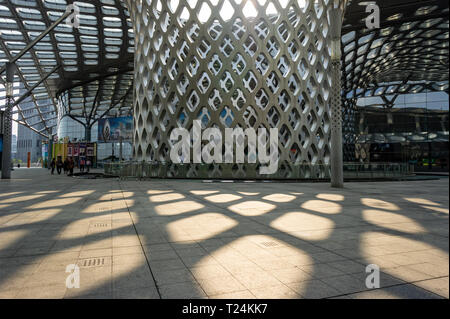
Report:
98,116,133,143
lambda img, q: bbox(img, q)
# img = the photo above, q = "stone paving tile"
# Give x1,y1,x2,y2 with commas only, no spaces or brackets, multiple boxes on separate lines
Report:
287,280,341,299
159,282,207,299
0,169,448,299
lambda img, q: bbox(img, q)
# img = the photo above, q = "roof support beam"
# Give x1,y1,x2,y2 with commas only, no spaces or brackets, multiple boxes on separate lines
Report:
0,10,70,76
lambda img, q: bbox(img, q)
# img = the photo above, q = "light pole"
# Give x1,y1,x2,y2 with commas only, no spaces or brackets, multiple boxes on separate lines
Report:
1,62,16,179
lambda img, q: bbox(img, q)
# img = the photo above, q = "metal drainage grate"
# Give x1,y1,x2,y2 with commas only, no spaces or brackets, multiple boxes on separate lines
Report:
92,223,109,228
78,258,106,268
260,241,280,248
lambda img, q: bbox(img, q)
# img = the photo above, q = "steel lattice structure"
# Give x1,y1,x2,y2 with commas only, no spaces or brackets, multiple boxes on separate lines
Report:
0,0,134,137
126,0,347,179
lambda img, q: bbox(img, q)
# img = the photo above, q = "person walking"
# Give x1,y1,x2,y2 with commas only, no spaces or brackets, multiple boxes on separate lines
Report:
50,159,56,175
56,158,63,175
80,157,85,173
63,158,69,175
86,158,92,173
68,158,75,176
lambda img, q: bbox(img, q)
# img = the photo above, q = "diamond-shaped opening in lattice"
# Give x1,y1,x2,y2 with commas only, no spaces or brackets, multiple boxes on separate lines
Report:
187,90,200,112
255,53,269,75
313,34,324,51
154,32,163,51
168,25,180,47
177,40,190,62
266,36,281,58
197,107,211,128
299,126,310,149
231,88,246,110
208,89,222,111
278,89,291,112
186,21,200,43
316,127,325,149
220,35,234,57
160,109,170,131
142,66,150,87
160,77,170,98
255,19,269,40
169,58,179,80
187,56,200,76
232,53,247,75
315,95,325,117
288,74,300,95
313,2,324,19
177,6,190,27
289,143,301,163
220,71,235,93
298,58,309,80
307,110,318,131
153,0,163,20
197,72,211,94
242,0,258,18
177,109,188,127
267,106,281,127
208,54,223,75
153,63,162,84
220,106,235,128
279,124,291,148
266,71,280,94
169,0,180,14
154,94,162,114
277,55,291,77
266,2,280,23
298,25,310,47
243,70,258,92
289,107,300,130
158,143,170,162
277,20,290,43
197,37,212,59
307,145,318,164
287,5,300,28
198,2,212,24
306,77,317,98
255,88,269,110
243,35,258,57
137,144,143,159
208,19,223,40
177,73,189,95
160,43,170,65
220,0,235,21
298,92,309,113
315,63,324,84
168,92,179,114
160,11,171,33
151,127,161,148
232,18,246,40
243,105,258,127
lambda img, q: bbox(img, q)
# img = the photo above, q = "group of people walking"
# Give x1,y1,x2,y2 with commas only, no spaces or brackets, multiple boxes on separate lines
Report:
50,157,92,176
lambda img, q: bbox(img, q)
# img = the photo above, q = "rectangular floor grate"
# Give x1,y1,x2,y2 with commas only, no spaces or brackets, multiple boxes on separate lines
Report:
78,258,106,268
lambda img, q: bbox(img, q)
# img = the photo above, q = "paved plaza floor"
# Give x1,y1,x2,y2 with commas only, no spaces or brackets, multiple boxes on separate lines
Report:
0,168,448,299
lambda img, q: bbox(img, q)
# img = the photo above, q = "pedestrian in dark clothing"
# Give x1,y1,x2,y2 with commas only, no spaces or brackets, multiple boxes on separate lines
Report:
68,158,75,176
63,158,69,175
50,159,56,175
57,159,63,175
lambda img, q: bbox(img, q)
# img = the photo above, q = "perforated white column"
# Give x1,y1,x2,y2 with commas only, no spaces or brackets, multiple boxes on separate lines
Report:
126,0,343,179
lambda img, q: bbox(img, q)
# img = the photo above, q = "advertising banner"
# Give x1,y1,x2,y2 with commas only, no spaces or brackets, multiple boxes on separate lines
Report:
73,144,79,157
98,116,133,142
67,144,73,157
